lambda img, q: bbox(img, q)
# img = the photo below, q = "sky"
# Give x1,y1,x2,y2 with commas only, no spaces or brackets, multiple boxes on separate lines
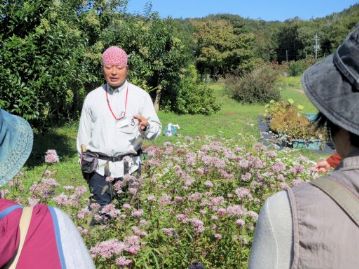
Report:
126,0,359,21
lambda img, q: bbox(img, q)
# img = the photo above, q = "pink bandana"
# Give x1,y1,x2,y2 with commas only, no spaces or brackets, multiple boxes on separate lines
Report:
102,46,128,67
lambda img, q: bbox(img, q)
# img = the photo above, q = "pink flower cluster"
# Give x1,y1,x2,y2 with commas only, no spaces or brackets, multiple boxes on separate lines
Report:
45,149,59,164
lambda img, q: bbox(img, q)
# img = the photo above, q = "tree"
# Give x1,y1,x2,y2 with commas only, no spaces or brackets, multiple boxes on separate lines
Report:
0,0,93,129
275,19,306,63
192,19,256,78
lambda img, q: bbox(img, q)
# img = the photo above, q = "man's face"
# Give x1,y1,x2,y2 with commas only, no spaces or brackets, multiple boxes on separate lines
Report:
103,65,128,88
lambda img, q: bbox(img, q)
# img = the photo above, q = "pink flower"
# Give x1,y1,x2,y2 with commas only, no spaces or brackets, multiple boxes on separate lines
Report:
241,172,252,182
53,193,70,206
238,159,250,168
204,180,213,188
101,204,120,218
116,256,132,267
214,233,222,240
217,208,227,217
147,194,156,202
235,187,252,199
176,214,188,223
236,219,245,227
131,209,144,218
162,228,176,237
271,161,286,173
188,192,202,201
132,226,148,237
45,149,59,164
190,218,205,234
124,235,141,255
227,205,244,217
90,239,125,258
247,211,259,221
159,195,172,206
77,207,90,219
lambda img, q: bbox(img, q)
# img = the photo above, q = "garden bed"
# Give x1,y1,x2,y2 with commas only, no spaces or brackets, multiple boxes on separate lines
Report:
258,116,334,153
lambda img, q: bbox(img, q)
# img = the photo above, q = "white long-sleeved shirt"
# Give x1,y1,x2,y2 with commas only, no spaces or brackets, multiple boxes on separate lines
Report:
77,81,161,178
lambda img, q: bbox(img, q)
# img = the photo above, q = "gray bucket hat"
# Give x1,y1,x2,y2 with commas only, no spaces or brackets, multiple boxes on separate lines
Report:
0,109,33,187
302,26,359,136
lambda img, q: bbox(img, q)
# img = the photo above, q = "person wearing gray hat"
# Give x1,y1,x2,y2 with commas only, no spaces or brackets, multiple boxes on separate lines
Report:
0,109,95,269
249,26,359,269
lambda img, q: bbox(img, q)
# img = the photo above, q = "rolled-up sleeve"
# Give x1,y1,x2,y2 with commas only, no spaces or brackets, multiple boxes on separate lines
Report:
140,93,161,140
76,97,93,154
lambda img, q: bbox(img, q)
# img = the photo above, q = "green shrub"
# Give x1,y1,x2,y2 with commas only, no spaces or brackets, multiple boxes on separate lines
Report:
288,57,316,76
170,65,221,114
226,64,280,104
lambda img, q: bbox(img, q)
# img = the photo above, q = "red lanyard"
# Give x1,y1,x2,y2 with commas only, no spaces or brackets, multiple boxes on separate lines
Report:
106,84,129,120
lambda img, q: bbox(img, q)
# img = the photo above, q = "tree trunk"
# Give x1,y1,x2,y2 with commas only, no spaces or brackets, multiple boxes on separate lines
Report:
154,86,162,112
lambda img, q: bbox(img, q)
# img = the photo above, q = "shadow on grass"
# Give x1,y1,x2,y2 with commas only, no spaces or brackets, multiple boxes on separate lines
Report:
26,129,77,168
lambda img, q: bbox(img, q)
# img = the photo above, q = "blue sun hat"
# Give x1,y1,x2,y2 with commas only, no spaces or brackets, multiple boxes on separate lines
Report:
302,25,359,135
0,109,33,186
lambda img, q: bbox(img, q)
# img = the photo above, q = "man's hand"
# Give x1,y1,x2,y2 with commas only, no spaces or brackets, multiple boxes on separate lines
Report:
134,115,149,131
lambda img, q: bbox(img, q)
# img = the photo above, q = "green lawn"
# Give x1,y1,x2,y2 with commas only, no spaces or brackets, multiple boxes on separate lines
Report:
156,82,264,145
276,76,317,113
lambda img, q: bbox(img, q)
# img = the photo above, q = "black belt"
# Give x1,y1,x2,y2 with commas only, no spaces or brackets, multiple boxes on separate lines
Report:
96,148,143,162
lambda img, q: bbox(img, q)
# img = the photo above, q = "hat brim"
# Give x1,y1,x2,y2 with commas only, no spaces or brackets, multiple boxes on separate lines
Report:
0,112,33,187
302,54,359,136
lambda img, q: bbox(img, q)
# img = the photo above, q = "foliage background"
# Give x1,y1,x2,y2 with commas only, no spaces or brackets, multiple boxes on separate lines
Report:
1,1,359,129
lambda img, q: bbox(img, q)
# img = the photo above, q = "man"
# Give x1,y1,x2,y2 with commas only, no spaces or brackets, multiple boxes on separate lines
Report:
77,46,161,207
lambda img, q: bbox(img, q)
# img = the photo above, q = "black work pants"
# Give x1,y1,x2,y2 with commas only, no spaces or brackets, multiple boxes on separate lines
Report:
87,172,120,206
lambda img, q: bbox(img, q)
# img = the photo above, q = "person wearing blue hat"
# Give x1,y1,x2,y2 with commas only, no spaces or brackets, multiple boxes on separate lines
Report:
250,26,359,269
0,109,95,269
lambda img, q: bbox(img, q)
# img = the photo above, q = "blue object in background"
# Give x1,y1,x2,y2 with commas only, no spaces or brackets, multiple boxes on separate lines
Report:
164,123,180,136
304,113,317,122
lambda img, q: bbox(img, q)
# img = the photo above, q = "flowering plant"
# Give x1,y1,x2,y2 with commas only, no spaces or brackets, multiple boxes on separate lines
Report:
264,99,325,141
1,136,319,268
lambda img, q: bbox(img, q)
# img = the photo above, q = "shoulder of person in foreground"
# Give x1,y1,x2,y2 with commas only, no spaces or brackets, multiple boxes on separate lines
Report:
52,207,96,269
249,190,292,269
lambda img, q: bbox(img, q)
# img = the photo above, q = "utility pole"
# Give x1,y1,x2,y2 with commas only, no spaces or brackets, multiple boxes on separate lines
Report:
285,49,288,62
314,33,320,60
